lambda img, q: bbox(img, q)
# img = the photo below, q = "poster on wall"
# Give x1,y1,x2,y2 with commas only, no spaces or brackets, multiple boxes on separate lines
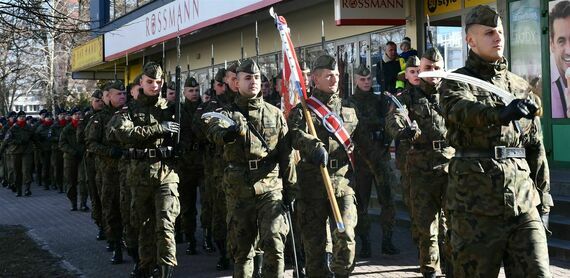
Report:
550,0,570,118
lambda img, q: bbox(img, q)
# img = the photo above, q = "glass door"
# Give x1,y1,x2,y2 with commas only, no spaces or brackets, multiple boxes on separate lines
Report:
426,16,464,71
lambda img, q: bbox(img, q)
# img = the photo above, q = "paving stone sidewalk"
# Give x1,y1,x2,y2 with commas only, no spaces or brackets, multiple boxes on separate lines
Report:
1,184,569,277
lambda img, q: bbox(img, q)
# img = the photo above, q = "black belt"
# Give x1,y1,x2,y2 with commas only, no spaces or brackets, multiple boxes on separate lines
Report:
455,146,526,160
412,140,449,150
228,159,277,171
126,147,175,159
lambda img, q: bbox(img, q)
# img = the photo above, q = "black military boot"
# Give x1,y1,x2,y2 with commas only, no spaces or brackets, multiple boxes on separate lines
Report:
128,247,141,277
202,228,215,253
253,253,263,278
97,228,106,241
381,229,400,255
215,240,230,270
359,234,371,258
325,252,334,276
106,241,114,252
70,203,78,211
186,235,197,255
160,265,174,278
24,189,31,196
111,241,123,264
80,202,89,212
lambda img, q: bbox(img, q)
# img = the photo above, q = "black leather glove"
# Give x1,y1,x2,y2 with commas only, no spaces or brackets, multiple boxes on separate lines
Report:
282,190,295,211
310,146,328,167
109,147,123,159
399,126,420,140
499,99,530,125
160,121,180,134
522,98,539,119
222,125,240,143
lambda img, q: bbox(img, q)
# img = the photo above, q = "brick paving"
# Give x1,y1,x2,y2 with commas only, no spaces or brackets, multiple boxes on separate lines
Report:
1,184,570,277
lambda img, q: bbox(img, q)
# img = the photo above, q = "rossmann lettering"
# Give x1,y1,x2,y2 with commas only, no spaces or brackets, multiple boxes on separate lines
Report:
342,0,404,9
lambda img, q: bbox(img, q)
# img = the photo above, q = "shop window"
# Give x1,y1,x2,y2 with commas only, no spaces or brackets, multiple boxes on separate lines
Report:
426,16,463,72
371,28,406,92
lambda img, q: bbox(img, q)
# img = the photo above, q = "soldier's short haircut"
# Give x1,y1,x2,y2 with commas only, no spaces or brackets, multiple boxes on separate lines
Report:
550,1,570,40
385,41,397,48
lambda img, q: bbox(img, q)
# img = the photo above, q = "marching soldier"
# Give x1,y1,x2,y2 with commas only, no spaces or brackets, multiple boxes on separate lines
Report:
108,62,181,278
193,67,235,271
79,89,106,239
34,108,48,188
59,108,86,211
35,111,54,191
288,55,358,278
87,80,126,264
50,108,67,193
347,64,399,257
205,58,295,278
4,111,17,191
177,76,209,255
439,5,552,277
387,49,453,278
1,111,36,197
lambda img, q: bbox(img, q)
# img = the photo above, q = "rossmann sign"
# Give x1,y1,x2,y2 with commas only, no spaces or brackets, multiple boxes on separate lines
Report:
104,0,283,61
334,0,406,25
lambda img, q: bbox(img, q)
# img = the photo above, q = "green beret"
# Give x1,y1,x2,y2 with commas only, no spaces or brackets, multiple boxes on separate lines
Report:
17,111,26,117
261,74,269,83
421,48,443,63
185,76,199,87
354,64,371,76
312,55,337,71
104,80,125,91
142,61,163,79
227,61,241,73
465,5,499,31
167,81,176,90
215,68,226,83
236,58,260,74
91,89,103,99
406,56,420,68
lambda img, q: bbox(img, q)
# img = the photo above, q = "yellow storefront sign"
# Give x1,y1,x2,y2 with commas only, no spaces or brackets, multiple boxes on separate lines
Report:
465,0,494,8
71,36,104,71
425,0,461,16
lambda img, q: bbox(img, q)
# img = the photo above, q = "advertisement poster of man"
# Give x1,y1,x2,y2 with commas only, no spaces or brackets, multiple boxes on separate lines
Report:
550,0,570,118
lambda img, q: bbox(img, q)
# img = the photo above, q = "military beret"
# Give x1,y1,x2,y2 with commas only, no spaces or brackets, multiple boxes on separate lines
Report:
237,58,260,74
421,48,443,62
354,64,371,76
70,107,81,115
55,108,67,115
104,80,125,91
7,111,16,118
91,89,103,99
406,56,420,68
45,112,53,118
299,60,310,73
130,74,142,87
215,68,226,83
227,61,241,73
17,111,26,117
465,5,499,31
185,76,199,87
26,115,33,121
312,55,337,71
39,109,48,115
142,61,163,79
167,81,176,90
261,74,269,83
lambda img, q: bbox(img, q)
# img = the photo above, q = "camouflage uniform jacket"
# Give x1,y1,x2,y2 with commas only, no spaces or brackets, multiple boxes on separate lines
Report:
346,86,393,164
439,50,552,216
35,122,53,152
1,123,36,154
386,80,454,169
288,89,358,199
179,100,203,169
59,123,83,160
77,107,99,147
107,94,179,185
85,106,116,158
48,121,66,152
206,94,295,198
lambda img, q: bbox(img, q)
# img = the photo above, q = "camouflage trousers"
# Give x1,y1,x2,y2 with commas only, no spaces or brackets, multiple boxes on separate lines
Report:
354,157,397,237
98,157,122,242
9,153,34,194
50,149,64,192
449,208,551,277
133,181,180,268
209,173,227,241
84,154,103,227
64,155,87,207
226,189,289,278
407,158,449,274
119,162,138,249
178,166,205,238
39,150,52,188
297,195,357,277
